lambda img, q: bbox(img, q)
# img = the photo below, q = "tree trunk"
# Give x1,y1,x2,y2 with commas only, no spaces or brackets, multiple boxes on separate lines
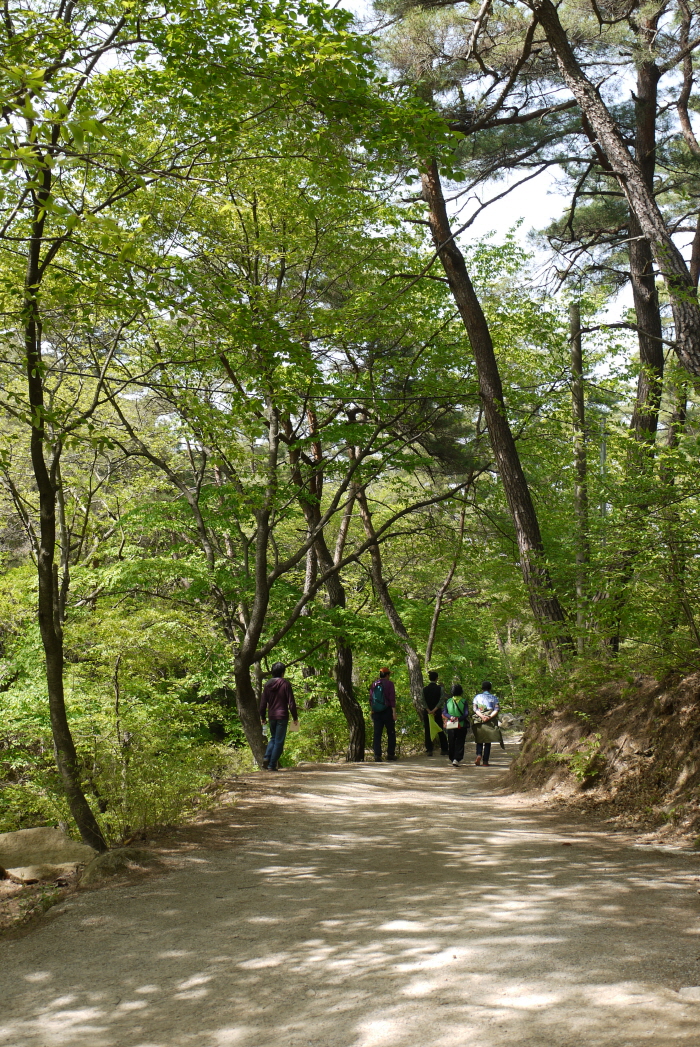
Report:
283,415,366,760
629,217,664,443
24,197,107,850
355,488,425,717
569,302,589,654
425,504,467,666
604,49,664,651
334,637,366,760
233,659,267,765
629,55,664,445
659,379,699,645
421,160,571,668
532,0,700,378
233,404,281,764
314,531,366,761
300,543,321,708
493,625,516,692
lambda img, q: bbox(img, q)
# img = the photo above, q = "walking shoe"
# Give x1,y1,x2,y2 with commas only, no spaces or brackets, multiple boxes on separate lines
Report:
426,751,434,756
262,758,269,770
475,756,482,765
268,765,278,771
452,760,459,766
482,761,489,766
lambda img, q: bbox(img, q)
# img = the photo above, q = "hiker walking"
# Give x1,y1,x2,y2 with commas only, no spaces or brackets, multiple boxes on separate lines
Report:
369,667,397,762
259,662,298,771
472,681,500,766
422,669,448,757
443,683,470,766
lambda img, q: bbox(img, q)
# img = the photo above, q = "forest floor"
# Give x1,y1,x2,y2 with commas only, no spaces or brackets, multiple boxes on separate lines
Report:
1,741,700,1047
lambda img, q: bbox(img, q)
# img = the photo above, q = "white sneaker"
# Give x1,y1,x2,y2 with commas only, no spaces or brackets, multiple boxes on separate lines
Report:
452,760,459,766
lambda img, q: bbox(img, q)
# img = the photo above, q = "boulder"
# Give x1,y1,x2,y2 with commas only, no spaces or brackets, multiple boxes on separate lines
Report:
0,827,97,883
79,847,163,886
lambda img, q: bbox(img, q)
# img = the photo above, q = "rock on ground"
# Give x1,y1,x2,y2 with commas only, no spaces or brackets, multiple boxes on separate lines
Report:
0,827,97,883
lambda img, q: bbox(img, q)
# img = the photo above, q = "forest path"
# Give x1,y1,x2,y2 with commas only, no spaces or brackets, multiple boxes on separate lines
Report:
2,746,700,1047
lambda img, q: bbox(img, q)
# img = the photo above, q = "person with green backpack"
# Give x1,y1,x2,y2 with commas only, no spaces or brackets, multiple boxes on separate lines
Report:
442,683,470,766
369,667,397,762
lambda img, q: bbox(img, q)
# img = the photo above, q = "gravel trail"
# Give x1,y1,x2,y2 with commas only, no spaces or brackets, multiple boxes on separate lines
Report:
2,747,700,1047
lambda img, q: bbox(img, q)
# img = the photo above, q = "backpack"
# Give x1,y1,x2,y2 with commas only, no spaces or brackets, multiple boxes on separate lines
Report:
370,679,386,712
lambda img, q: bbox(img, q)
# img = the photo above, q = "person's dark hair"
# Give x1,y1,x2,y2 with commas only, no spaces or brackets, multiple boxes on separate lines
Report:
428,670,439,682
271,662,286,678
481,680,492,692
451,684,463,697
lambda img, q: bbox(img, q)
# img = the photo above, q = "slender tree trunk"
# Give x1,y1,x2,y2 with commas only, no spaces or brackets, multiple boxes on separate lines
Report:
233,404,281,765
629,218,664,443
355,488,425,716
605,48,663,651
531,0,700,378
24,191,106,850
300,542,319,708
425,504,467,666
284,418,366,759
493,625,516,692
421,160,571,668
659,378,699,645
629,55,664,445
314,531,366,761
569,302,589,654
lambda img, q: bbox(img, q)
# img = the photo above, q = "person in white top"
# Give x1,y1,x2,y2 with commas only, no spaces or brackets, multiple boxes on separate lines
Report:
472,681,499,766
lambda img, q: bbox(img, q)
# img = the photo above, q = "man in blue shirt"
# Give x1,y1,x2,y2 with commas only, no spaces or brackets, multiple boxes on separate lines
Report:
472,681,499,766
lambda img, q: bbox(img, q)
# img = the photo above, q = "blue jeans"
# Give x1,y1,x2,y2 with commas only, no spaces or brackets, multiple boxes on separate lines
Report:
264,717,288,769
476,741,491,762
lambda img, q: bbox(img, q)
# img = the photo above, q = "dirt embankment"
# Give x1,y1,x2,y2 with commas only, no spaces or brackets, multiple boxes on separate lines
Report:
505,670,700,844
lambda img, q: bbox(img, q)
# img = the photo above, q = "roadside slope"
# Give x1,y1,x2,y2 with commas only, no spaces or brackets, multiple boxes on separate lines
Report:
507,671,700,842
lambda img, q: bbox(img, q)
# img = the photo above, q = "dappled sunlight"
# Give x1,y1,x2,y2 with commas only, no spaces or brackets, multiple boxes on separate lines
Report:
2,755,699,1046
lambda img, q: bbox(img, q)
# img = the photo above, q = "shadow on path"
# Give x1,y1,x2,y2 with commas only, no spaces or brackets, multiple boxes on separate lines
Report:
2,750,699,1047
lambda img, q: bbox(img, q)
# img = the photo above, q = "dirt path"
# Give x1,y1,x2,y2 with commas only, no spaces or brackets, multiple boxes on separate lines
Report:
2,746,700,1047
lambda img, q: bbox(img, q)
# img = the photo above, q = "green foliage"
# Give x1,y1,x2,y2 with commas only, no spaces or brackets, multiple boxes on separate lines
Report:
568,734,603,783
1,0,700,843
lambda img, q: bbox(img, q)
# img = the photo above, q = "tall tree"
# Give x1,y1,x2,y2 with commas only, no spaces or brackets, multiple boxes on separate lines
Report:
420,161,571,667
529,0,700,379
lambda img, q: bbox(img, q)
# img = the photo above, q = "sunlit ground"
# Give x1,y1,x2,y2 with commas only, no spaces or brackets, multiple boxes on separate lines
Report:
2,749,699,1046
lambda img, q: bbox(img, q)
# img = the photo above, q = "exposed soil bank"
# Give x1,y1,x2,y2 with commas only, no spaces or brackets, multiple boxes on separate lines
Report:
506,671,700,844
2,746,700,1047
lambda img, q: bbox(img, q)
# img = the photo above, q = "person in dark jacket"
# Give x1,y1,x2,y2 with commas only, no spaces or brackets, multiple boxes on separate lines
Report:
422,670,448,757
368,667,397,762
259,662,298,771
442,683,470,766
